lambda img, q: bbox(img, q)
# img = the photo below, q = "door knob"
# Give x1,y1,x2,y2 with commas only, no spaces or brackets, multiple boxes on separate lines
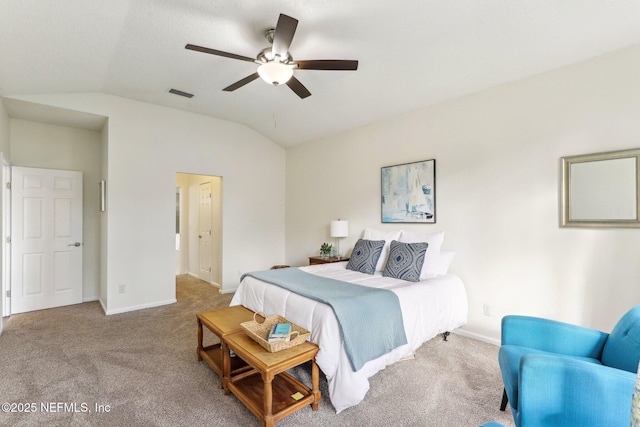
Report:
68,242,82,247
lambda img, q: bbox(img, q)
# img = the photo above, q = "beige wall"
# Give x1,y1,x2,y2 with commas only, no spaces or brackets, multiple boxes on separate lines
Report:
10,119,103,302
5,94,286,314
286,45,640,343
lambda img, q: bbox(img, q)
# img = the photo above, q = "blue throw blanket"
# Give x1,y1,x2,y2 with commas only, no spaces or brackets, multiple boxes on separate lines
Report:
241,268,408,371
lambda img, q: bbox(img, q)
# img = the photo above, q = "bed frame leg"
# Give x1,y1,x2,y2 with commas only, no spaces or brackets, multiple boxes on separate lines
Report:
441,332,450,341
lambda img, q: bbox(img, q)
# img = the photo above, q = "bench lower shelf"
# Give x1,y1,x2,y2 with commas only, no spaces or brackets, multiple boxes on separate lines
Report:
227,370,316,425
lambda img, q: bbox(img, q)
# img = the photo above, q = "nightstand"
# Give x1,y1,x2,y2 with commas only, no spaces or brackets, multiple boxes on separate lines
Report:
308,256,349,265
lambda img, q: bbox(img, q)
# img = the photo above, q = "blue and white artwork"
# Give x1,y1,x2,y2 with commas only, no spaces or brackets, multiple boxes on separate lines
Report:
381,159,435,223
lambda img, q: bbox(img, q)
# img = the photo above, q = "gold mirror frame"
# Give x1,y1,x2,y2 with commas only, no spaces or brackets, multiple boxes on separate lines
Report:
561,148,640,228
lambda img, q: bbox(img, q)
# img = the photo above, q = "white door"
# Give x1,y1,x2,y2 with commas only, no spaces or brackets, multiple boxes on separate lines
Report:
198,181,212,282
11,167,83,314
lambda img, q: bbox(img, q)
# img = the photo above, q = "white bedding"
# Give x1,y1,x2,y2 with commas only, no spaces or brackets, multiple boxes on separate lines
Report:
229,261,468,413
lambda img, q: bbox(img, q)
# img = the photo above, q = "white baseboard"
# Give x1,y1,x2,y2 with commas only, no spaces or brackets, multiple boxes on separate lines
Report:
219,286,238,295
186,272,221,289
453,328,501,346
104,298,177,315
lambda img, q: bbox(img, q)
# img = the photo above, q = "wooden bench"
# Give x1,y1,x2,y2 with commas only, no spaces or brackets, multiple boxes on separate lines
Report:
223,330,320,427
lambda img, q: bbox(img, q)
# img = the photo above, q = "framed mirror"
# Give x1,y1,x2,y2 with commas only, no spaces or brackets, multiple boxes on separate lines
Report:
561,148,640,228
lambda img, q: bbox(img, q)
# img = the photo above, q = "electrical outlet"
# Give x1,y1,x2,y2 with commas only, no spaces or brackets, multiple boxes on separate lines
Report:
119,284,126,294
483,304,491,317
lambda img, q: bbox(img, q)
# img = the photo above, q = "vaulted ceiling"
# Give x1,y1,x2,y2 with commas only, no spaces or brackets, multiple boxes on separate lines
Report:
1,1,639,147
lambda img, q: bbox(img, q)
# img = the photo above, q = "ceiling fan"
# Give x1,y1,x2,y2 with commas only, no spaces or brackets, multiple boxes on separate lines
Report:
185,13,358,99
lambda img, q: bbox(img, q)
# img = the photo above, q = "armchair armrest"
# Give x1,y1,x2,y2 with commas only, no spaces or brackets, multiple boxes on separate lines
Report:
518,354,634,427
502,315,608,358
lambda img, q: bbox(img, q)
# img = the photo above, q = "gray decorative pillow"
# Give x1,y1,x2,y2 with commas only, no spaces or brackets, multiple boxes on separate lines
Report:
383,240,429,282
346,239,385,275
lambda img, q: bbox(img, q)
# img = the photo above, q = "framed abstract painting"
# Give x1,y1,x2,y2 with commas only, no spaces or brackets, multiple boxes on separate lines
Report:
381,159,436,223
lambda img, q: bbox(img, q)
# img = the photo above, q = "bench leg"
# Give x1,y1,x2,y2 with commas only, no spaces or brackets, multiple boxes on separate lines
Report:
263,373,274,427
311,359,320,411
197,318,203,361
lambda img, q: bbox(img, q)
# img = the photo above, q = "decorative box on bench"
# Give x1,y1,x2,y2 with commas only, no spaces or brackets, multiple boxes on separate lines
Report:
241,312,311,352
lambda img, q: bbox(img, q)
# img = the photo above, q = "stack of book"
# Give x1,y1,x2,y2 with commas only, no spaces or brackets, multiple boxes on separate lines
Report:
267,322,292,343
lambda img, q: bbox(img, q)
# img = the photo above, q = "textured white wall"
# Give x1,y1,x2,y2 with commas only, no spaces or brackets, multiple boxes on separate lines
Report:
5,94,285,314
10,119,102,302
286,46,640,342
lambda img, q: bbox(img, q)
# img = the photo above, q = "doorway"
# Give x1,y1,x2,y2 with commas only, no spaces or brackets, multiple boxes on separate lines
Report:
175,173,222,287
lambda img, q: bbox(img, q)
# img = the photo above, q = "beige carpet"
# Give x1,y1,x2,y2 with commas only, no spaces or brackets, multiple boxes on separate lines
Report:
0,275,514,427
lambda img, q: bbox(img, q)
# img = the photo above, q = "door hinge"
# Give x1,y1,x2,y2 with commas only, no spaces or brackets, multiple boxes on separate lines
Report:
5,182,10,190
5,236,10,243
5,290,10,298
209,267,212,272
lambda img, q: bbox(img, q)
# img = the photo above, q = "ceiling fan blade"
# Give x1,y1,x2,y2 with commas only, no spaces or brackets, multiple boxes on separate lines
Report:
294,60,359,70
223,73,260,92
286,76,311,99
272,14,298,59
185,44,256,63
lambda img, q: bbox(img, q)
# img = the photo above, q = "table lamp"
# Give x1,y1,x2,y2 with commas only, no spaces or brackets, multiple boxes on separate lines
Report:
330,220,349,257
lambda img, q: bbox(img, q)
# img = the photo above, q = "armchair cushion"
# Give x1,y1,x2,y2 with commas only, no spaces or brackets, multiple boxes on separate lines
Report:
518,354,635,427
499,345,601,411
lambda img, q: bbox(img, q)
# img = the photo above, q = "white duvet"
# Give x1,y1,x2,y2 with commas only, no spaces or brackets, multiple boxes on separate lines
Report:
229,262,468,413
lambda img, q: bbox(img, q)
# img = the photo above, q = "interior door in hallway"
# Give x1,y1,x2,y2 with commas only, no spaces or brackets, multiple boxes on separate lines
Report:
11,167,83,314
198,181,212,283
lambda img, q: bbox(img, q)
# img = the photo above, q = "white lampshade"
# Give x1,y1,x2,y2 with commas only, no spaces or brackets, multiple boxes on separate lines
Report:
330,220,349,238
257,61,293,86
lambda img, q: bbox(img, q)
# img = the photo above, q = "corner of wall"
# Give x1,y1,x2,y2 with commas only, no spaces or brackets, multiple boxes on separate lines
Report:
99,121,109,309
0,99,10,156
0,101,9,328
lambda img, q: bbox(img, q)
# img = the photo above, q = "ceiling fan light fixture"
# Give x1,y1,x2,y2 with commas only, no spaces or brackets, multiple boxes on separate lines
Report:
186,13,358,98
257,61,293,86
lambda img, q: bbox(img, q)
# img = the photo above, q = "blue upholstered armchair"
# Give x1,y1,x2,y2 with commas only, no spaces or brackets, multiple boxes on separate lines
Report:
498,305,640,427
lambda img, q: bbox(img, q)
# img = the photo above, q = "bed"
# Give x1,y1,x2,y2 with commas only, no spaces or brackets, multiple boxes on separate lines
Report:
230,257,468,413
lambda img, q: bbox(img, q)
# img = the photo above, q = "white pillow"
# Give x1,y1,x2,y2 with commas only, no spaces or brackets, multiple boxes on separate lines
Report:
435,250,455,276
398,230,444,279
362,227,402,271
